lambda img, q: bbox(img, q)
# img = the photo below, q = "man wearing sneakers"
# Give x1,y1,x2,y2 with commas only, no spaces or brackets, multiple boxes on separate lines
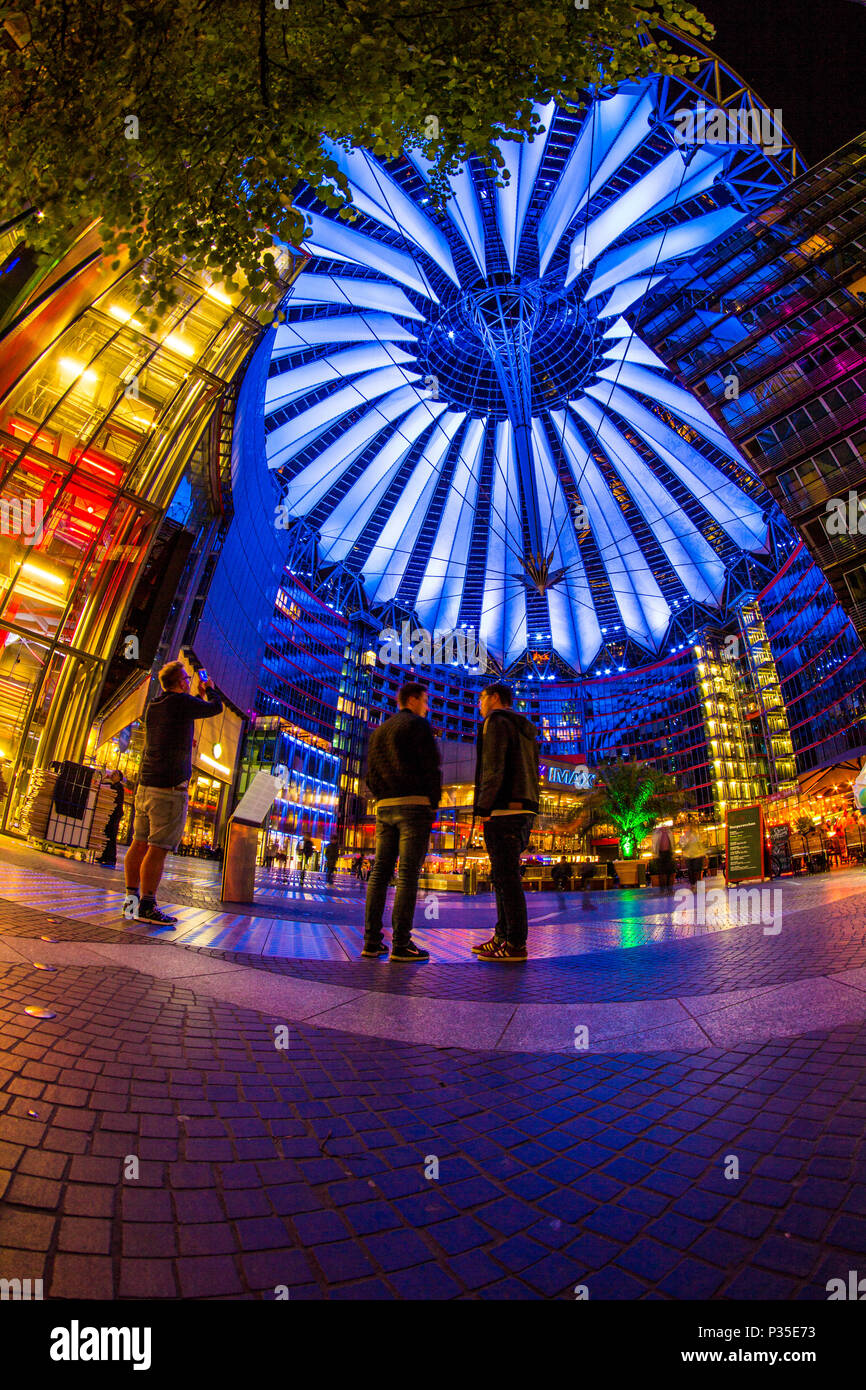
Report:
123,660,223,925
471,683,539,964
362,681,441,961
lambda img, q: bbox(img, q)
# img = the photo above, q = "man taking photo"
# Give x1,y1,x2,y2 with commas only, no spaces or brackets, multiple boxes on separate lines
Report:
472,683,539,963
123,659,223,925
363,681,441,961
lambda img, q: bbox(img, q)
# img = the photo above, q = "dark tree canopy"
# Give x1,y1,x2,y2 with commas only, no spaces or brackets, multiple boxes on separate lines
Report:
0,1,712,319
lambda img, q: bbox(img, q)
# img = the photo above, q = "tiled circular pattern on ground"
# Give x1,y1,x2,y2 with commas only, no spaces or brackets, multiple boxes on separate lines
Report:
1,956,865,1301
188,907,866,1003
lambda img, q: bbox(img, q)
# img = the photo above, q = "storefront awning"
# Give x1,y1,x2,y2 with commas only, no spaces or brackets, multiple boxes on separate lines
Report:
799,760,862,799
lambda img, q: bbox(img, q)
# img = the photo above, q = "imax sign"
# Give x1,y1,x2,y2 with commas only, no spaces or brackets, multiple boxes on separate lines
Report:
540,763,594,790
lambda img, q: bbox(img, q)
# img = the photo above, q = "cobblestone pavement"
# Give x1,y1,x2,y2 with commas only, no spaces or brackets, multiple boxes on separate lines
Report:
1,870,866,1300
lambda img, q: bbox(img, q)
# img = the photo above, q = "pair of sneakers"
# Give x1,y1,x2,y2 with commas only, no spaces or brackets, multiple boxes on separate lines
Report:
361,940,429,962
122,890,177,926
472,937,527,963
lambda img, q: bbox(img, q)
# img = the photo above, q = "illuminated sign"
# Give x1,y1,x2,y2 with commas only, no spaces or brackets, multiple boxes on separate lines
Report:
540,763,595,789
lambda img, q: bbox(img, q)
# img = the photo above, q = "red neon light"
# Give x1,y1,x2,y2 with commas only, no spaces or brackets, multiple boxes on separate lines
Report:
69,446,124,485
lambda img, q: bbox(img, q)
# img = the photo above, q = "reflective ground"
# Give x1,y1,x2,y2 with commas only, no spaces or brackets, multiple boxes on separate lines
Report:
1,838,865,1299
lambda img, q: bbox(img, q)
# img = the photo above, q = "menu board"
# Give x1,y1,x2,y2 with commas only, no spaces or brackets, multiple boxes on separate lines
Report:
725,804,766,883
769,823,793,874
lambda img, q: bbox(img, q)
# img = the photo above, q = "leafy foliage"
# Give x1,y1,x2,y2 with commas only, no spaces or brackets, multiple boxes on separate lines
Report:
0,0,712,319
584,759,683,857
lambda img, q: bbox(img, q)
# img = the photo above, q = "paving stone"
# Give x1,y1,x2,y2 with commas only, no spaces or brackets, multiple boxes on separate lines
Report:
388,1262,462,1299
7,1174,62,1208
656,1259,728,1299
51,1253,114,1299
0,1209,56,1251
177,1256,243,1298
235,1216,292,1251
362,1229,432,1272
293,1210,350,1245
58,1217,112,1255
122,1188,173,1222
123,1223,178,1257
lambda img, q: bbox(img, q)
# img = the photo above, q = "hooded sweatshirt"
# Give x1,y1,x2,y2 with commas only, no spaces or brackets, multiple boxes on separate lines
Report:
473,708,540,818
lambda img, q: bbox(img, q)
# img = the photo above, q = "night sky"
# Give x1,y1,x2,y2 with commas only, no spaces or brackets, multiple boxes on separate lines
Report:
696,0,866,163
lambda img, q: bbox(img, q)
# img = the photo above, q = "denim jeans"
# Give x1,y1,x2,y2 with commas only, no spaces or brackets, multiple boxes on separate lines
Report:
364,806,434,948
483,814,534,949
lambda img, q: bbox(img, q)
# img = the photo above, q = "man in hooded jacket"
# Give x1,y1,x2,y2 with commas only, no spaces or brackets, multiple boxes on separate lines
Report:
471,683,540,963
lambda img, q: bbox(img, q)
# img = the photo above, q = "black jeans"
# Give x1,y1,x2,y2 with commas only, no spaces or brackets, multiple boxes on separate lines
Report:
686,856,704,886
484,814,533,949
98,811,122,866
364,806,433,948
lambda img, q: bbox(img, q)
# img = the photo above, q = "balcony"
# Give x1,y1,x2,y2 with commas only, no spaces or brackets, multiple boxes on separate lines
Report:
709,344,866,434
746,394,866,470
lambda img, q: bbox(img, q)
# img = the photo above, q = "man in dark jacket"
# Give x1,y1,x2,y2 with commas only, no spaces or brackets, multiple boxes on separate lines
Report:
471,683,539,963
363,681,441,961
123,660,223,925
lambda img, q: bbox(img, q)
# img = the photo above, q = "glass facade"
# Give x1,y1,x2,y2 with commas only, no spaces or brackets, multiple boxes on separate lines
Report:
0,210,297,837
640,131,866,651
757,543,866,769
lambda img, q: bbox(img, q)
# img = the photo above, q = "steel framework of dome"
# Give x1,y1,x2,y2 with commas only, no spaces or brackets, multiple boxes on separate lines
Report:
261,42,799,676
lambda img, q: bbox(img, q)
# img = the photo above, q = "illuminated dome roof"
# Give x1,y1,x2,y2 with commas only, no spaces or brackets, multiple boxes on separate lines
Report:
264,76,793,674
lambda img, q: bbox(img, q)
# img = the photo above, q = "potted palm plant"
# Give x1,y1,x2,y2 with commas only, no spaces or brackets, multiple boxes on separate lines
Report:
584,761,683,887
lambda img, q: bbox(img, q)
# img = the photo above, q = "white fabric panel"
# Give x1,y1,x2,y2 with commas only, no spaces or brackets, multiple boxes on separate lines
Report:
566,147,729,283
414,417,485,633
494,101,555,271
272,314,417,360
265,344,415,412
594,361,747,467
406,151,488,277
530,419,603,672
538,86,656,275
479,421,527,670
278,386,421,512
319,402,447,562
596,274,667,318
320,141,459,284
586,207,743,299
552,408,670,650
574,399,725,605
599,337,669,372
285,273,426,321
266,365,422,470
302,211,439,301
364,412,467,600
583,381,767,551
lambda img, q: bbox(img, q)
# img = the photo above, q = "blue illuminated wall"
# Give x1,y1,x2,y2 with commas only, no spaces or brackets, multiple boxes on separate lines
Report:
757,543,866,769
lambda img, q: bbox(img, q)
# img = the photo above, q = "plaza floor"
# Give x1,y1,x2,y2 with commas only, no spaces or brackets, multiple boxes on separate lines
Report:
1,837,865,1300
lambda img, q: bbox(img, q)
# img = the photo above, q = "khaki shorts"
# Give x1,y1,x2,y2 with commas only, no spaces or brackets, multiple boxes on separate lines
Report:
133,785,188,850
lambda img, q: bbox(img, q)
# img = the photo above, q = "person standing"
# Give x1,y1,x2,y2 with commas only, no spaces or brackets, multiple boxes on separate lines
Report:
651,821,676,890
471,683,539,963
323,839,339,884
679,819,708,890
123,660,223,925
97,770,126,868
363,681,441,961
551,857,572,892
298,835,315,885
